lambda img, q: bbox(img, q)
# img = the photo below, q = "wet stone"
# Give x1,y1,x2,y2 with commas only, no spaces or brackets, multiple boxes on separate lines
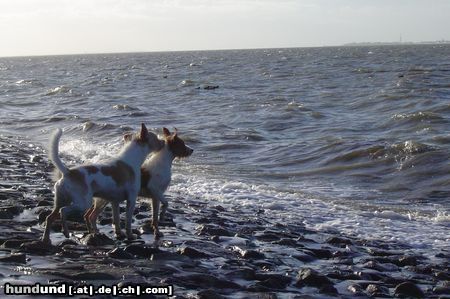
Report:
396,255,419,267
178,246,210,259
2,239,32,249
366,284,389,297
394,281,425,298
81,233,115,246
124,244,161,258
293,252,316,263
0,253,27,264
165,274,241,290
197,224,233,237
196,289,225,299
347,283,365,296
19,240,58,255
232,246,266,260
433,285,450,295
252,274,291,290
295,268,334,288
70,272,118,281
107,247,134,259
0,210,13,219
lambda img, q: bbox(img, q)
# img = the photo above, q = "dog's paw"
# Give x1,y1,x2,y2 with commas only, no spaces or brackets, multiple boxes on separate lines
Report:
115,231,126,240
154,231,164,240
126,233,137,241
41,237,52,245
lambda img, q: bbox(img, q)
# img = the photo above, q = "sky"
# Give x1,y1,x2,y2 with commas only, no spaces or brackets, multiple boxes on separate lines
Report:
0,0,449,57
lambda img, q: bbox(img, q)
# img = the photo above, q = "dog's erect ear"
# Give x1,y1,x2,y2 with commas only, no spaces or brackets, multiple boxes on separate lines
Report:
140,123,149,141
173,127,178,137
123,133,133,142
163,127,171,137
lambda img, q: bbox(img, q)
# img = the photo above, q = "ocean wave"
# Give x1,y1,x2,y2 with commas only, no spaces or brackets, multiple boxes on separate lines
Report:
80,121,118,133
112,104,139,111
14,79,44,87
391,111,444,122
44,85,73,96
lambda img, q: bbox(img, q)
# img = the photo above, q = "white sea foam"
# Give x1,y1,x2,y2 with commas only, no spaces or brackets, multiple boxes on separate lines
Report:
170,171,450,258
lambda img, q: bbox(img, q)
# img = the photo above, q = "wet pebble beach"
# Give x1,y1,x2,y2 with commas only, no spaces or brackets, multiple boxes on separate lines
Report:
1,134,449,298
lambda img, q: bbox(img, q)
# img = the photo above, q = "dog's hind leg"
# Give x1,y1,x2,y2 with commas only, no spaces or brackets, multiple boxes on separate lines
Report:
87,198,108,234
151,196,162,239
42,208,60,244
84,206,94,233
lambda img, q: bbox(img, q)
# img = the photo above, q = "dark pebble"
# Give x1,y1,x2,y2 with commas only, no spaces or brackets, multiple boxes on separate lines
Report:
3,205,23,215
196,289,225,299
255,231,281,242
37,199,52,207
396,255,418,267
70,272,118,281
0,210,13,219
178,246,210,259
366,284,389,297
107,247,134,259
165,274,240,290
326,236,353,246
81,233,115,246
434,271,450,280
319,284,338,295
124,244,161,258
254,274,291,290
292,252,316,263
347,284,365,296
307,248,333,259
19,240,58,255
433,285,450,295
0,253,27,264
2,239,31,249
394,281,425,298
295,268,334,288
233,246,265,259
197,224,233,237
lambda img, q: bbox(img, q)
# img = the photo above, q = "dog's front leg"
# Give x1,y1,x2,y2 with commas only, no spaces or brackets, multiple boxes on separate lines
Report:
125,191,137,240
111,201,125,239
151,196,162,239
159,194,169,223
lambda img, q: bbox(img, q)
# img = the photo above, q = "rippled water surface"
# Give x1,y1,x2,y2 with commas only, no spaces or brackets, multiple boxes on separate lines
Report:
1,45,449,254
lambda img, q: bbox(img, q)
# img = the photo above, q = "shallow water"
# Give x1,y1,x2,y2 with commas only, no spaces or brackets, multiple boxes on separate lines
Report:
1,45,449,256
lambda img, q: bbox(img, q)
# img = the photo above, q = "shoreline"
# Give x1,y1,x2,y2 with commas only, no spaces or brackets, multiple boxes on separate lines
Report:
0,134,448,298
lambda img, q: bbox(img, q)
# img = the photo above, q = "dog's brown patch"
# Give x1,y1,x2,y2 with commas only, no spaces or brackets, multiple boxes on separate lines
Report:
85,166,99,174
67,169,88,195
101,161,135,186
141,168,152,188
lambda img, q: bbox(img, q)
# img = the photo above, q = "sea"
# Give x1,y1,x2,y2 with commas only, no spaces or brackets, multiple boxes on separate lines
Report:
0,45,449,259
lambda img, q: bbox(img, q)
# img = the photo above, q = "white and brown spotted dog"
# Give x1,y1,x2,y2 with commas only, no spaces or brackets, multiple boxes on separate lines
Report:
89,127,193,239
42,124,164,244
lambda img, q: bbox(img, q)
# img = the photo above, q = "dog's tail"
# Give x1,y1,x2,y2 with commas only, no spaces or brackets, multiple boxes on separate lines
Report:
49,128,69,176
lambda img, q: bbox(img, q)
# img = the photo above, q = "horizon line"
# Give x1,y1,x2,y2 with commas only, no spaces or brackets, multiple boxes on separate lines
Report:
1,40,449,59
